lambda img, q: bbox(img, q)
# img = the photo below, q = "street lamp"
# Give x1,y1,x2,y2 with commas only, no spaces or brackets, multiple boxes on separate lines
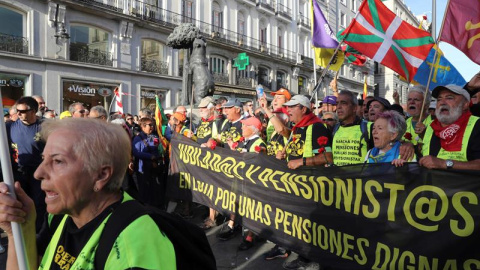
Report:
49,3,70,43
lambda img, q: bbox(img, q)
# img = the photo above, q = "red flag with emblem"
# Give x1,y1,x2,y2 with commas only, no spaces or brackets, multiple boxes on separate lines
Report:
339,0,434,82
439,0,480,65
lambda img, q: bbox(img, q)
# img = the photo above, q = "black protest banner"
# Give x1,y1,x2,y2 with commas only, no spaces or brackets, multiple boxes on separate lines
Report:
168,136,480,269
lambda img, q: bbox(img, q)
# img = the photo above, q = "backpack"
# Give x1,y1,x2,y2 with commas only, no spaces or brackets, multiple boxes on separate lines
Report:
95,200,217,270
49,200,216,270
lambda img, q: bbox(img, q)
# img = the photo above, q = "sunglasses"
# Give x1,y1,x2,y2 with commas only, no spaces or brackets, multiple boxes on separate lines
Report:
76,109,86,114
322,118,335,121
17,109,33,114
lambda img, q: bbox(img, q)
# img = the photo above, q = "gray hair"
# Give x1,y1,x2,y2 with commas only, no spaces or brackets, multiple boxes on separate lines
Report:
90,105,107,118
40,118,131,192
338,90,358,106
377,111,407,141
68,102,84,114
322,112,339,123
139,108,153,119
408,86,431,109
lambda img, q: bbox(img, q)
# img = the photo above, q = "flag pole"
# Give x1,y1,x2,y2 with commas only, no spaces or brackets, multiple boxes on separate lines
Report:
312,46,319,113
310,8,360,101
418,0,448,119
0,93,29,270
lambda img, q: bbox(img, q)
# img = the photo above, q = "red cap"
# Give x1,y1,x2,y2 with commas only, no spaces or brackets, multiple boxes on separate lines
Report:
270,88,292,101
241,117,262,131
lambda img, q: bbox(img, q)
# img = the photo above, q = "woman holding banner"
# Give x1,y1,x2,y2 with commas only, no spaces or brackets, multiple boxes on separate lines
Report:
0,119,175,269
365,111,412,166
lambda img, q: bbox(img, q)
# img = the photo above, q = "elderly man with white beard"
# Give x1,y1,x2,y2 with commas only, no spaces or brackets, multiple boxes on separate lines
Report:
419,84,480,170
402,86,433,146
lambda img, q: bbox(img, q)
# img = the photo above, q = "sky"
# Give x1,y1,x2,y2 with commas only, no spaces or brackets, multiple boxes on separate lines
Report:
404,0,480,82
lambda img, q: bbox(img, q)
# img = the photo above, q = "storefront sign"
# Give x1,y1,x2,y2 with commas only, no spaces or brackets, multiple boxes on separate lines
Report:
141,90,163,99
9,79,23,88
98,88,112,97
67,84,97,96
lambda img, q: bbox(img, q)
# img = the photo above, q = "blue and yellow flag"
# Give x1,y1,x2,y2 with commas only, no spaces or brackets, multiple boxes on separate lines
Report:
413,45,466,89
311,0,344,71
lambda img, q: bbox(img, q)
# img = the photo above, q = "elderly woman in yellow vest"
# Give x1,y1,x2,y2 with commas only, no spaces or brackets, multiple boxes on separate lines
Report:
0,119,175,269
365,110,411,167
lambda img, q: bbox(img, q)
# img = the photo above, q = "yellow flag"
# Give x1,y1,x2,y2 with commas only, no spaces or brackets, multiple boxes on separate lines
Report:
314,48,344,72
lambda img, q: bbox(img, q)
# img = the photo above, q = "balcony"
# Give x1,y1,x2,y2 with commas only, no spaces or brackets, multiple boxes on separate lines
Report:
70,43,113,66
239,0,256,7
74,0,306,67
301,56,314,69
76,0,123,12
0,33,28,55
212,72,229,84
141,58,168,75
297,14,311,32
276,3,292,23
237,77,252,88
257,0,275,16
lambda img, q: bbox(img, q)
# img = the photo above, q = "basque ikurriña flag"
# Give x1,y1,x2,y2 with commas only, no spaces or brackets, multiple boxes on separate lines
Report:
311,0,344,71
439,0,480,65
413,45,466,89
339,0,434,82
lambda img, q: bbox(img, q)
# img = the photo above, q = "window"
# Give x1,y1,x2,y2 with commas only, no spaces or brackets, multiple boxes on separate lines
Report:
260,26,267,45
278,28,283,49
340,0,346,6
298,76,306,94
181,0,194,23
350,0,356,11
276,71,286,88
141,39,167,74
0,6,27,54
209,56,226,74
258,67,270,88
70,25,112,66
350,68,355,78
141,88,166,110
238,12,245,37
340,12,346,28
212,1,223,32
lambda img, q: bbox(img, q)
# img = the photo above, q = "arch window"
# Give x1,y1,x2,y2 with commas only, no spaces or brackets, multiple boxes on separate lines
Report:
258,66,270,89
0,6,27,54
238,12,245,44
212,1,223,32
276,71,286,89
70,24,112,66
298,76,307,94
181,0,194,23
141,39,168,74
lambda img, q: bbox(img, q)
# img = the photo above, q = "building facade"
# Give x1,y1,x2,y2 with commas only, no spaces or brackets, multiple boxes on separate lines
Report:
0,0,383,114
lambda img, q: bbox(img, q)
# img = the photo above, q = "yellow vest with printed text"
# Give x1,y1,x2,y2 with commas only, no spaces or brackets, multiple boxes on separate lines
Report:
422,115,479,162
332,123,372,166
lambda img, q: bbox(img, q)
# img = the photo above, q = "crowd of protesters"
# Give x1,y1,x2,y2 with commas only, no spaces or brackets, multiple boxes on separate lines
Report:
1,71,480,269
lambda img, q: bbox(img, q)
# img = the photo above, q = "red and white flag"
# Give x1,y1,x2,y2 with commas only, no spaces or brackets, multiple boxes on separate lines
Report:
113,87,123,114
439,0,480,65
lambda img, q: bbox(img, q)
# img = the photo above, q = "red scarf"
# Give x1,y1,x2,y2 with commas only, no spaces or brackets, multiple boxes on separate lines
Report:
430,111,471,151
292,113,322,134
202,115,215,122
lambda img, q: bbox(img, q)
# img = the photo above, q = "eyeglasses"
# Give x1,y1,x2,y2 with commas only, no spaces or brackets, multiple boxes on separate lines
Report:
322,118,335,122
17,109,33,114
